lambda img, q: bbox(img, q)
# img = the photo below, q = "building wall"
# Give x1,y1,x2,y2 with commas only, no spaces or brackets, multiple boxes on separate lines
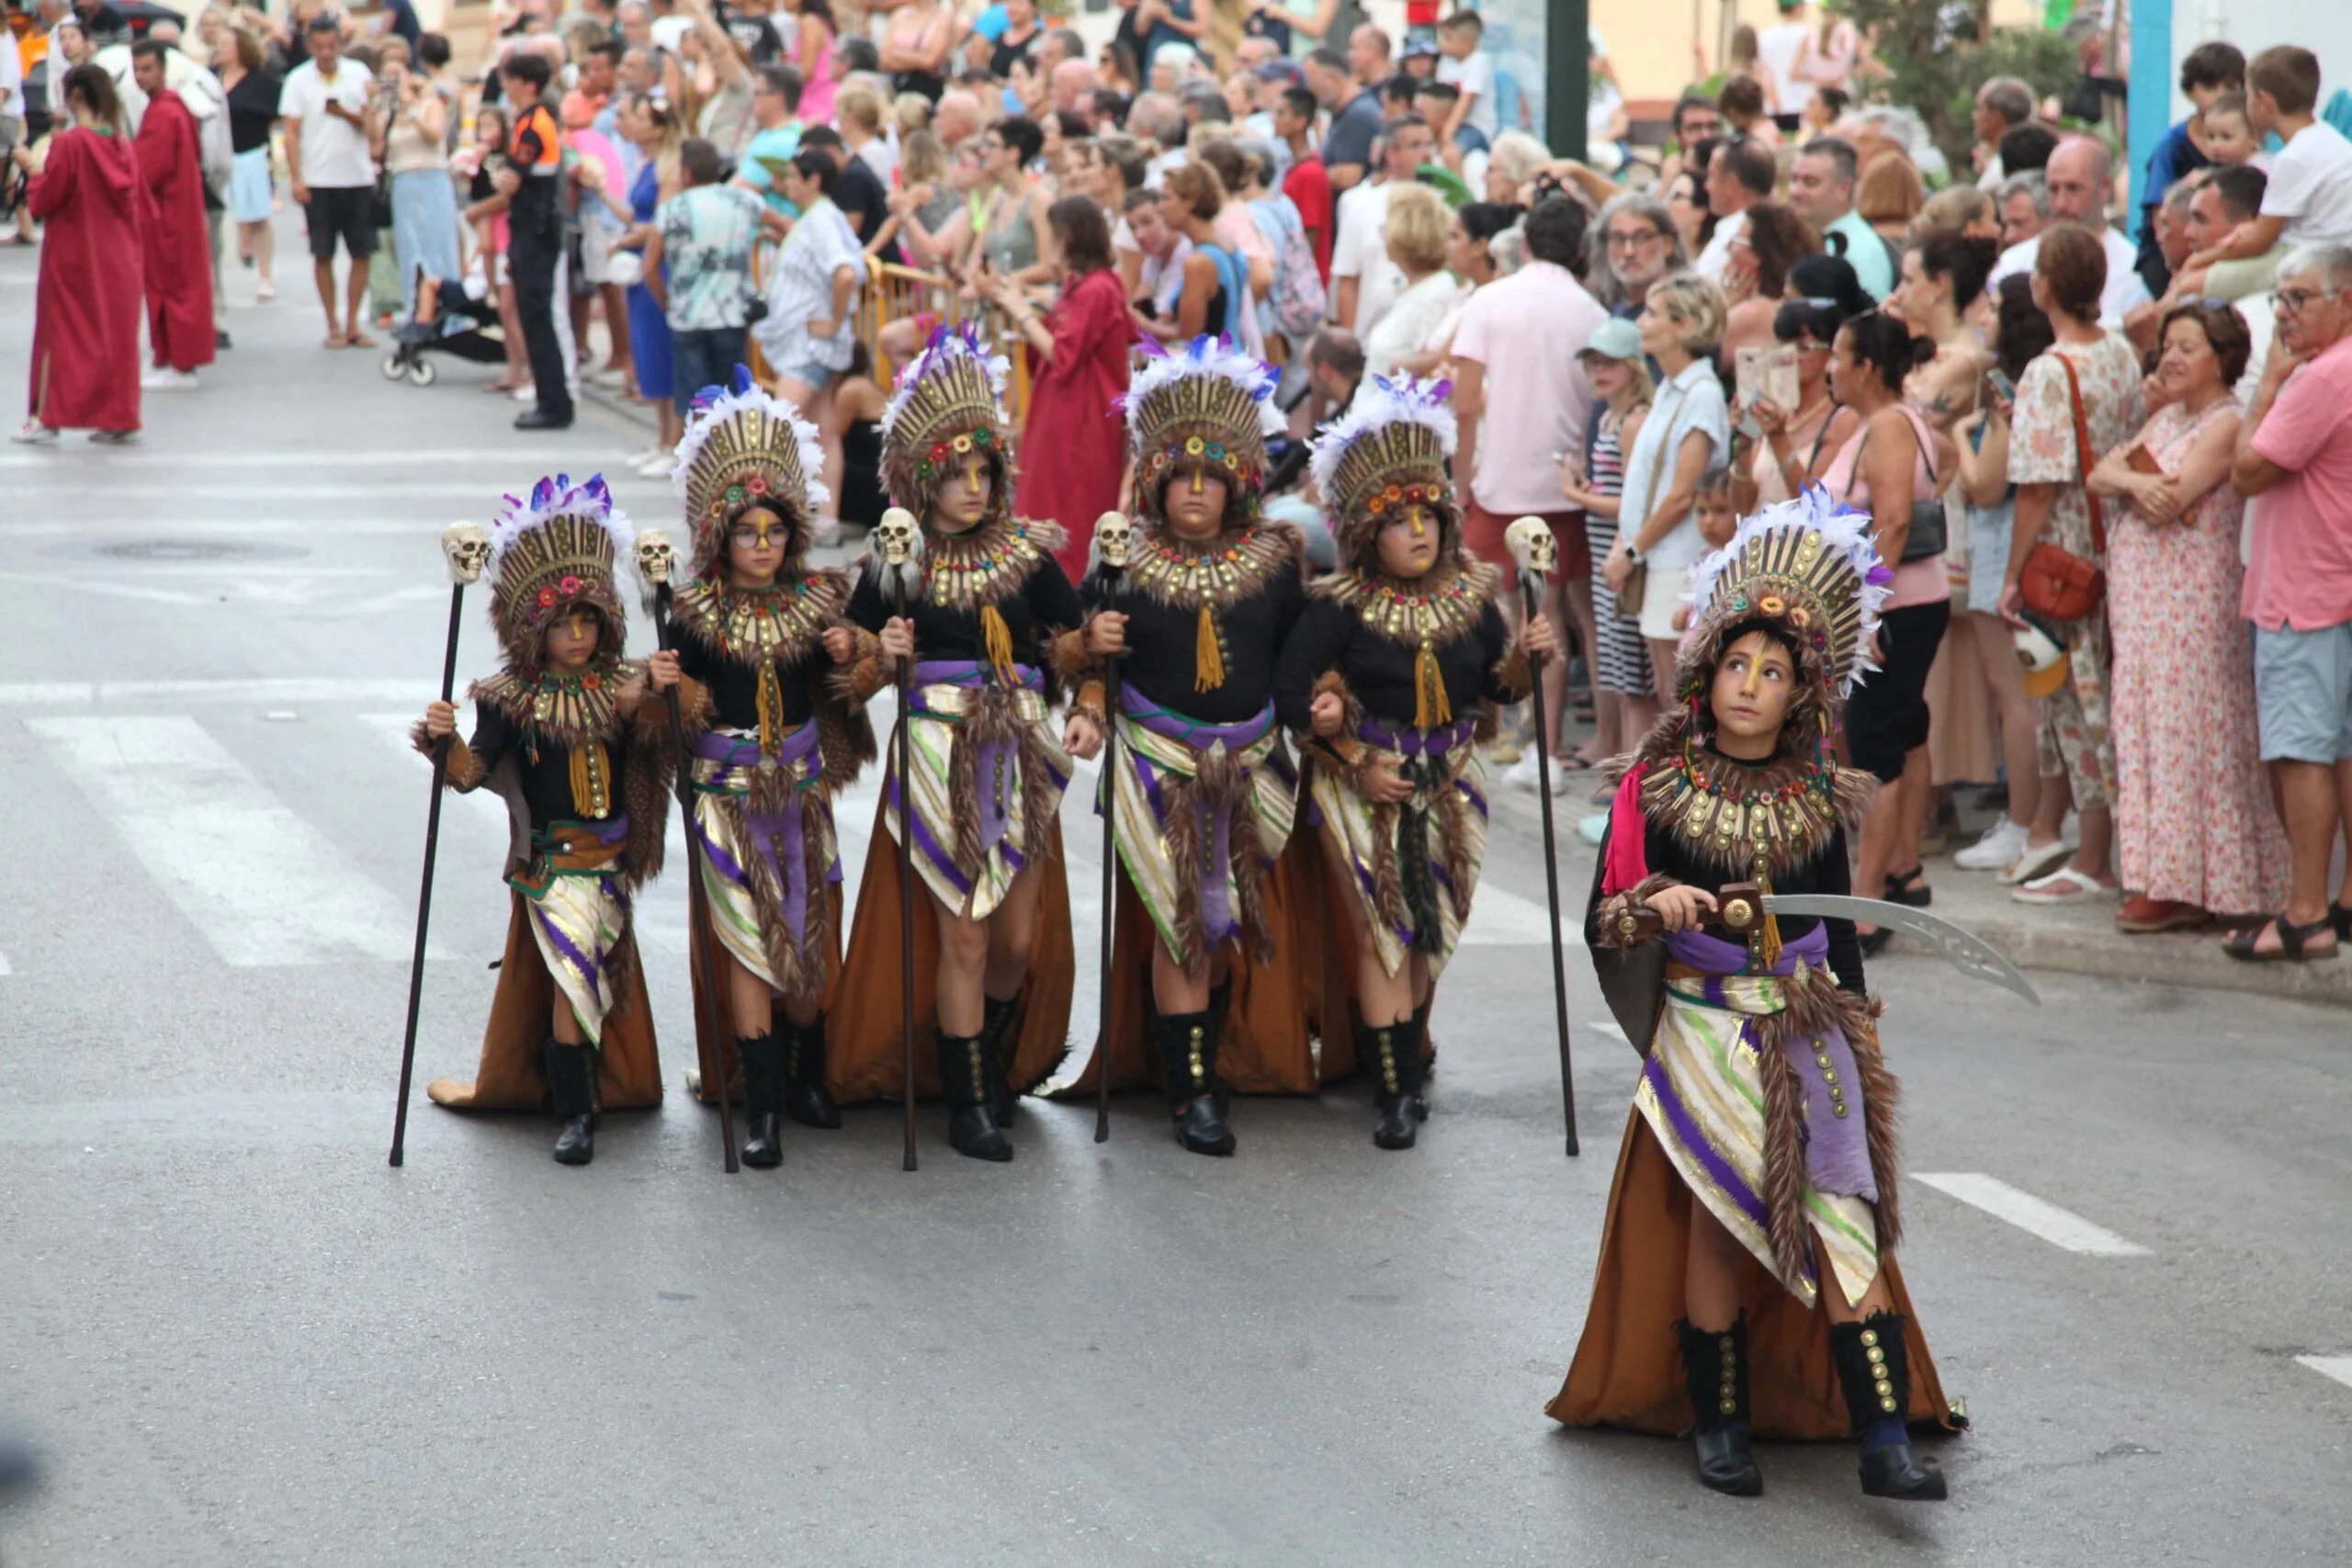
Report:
2165,0,2352,119
1592,0,2044,107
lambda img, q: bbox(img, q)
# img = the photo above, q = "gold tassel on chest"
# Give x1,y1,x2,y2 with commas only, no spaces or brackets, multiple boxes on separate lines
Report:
1195,604,1226,692
1752,852,1782,972
980,602,1018,687
756,660,789,756
567,740,611,818
1413,641,1452,729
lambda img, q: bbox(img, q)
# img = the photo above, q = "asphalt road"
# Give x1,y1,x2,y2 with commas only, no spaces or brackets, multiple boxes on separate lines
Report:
3,240,2349,1567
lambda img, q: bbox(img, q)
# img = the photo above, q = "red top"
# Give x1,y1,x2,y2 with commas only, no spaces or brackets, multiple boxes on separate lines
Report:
25,126,144,433
137,89,217,374
1013,266,1134,581
1283,152,1334,284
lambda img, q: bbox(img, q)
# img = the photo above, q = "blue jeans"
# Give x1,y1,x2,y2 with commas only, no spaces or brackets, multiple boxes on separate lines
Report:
669,326,749,416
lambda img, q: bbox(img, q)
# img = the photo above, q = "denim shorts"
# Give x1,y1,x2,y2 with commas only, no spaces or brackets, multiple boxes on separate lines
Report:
2255,620,2352,763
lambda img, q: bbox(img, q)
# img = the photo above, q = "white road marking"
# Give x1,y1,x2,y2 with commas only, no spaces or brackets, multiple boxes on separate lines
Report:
1589,1019,1628,1044
0,951,12,976
6,482,670,502
0,569,209,606
2295,1356,2352,1391
27,716,436,966
0,448,624,469
1912,1173,2152,1257
0,678,441,707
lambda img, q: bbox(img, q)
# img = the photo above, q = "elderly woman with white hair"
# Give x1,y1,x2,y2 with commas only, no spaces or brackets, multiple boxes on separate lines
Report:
1600,272,1734,700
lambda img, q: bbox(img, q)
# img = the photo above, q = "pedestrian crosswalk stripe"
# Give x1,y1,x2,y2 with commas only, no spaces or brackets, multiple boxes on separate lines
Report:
1913,1173,2151,1256
0,951,12,976
1,678,441,708
2296,1356,2352,1392
28,716,435,967
0,447,609,470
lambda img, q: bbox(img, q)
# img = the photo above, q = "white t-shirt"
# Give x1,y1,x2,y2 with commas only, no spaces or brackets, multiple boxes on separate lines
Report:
2260,120,2352,250
1434,51,1497,142
1692,206,1747,283
1988,224,2150,329
1329,179,1403,337
0,30,23,119
281,57,377,189
1755,22,1808,113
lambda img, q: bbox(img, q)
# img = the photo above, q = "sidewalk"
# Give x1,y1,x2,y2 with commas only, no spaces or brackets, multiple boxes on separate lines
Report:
1488,761,2352,1012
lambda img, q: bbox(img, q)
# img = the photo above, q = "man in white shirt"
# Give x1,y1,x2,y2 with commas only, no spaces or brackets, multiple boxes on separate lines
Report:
1987,135,2150,327
1969,76,2032,193
1329,113,1431,339
1755,0,1809,120
279,17,379,350
1693,137,1772,282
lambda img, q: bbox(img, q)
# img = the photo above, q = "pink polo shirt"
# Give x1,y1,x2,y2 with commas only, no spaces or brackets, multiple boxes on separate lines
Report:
1450,260,1608,515
2246,333,2352,632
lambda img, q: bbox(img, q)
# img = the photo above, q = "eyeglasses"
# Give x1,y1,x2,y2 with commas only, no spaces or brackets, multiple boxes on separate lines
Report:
728,521,792,547
1606,228,1666,251
2271,287,2338,314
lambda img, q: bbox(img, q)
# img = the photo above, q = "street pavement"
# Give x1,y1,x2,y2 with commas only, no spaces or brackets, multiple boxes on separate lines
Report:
3,241,2350,1567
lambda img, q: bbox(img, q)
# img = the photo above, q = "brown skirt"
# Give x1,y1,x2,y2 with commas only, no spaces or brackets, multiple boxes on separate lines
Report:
1061,847,1319,1097
826,795,1078,1102
681,875,847,1105
1547,1110,1962,1439
424,892,664,1113
1286,822,1438,1082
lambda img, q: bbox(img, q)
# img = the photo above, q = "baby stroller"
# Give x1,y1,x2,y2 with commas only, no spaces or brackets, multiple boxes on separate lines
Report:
381,269,507,389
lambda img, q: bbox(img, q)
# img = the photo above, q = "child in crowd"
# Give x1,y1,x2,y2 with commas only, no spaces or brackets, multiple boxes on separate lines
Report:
1432,12,1497,152
2177,47,2352,301
2192,92,2267,172
1671,468,1744,634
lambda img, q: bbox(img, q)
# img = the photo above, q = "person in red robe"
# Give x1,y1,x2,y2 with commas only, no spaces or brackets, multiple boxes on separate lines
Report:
131,40,216,389
11,62,143,445
989,197,1134,580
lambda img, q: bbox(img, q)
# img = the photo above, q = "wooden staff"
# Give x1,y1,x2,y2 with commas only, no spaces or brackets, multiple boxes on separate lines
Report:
1505,516,1578,1158
1091,512,1132,1144
872,509,926,1172
640,531,741,1175
390,523,489,1168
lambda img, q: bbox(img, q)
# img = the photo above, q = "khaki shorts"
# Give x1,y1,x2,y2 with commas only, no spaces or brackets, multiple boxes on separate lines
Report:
1636,564,1692,642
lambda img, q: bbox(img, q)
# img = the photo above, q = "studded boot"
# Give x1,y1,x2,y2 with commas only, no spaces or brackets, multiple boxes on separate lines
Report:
737,1033,786,1168
937,1029,1012,1162
542,1040,597,1167
1155,1010,1236,1156
1676,1316,1763,1496
1829,1312,1948,1500
780,1014,842,1130
978,991,1020,1126
1363,1015,1426,1150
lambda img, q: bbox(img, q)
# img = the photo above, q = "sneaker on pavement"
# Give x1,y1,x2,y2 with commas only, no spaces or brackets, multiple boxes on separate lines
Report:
11,420,58,445
512,383,537,403
635,452,678,477
141,367,199,391
1954,818,2030,871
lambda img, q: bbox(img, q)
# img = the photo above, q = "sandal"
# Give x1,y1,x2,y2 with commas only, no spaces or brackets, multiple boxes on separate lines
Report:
1883,867,1932,908
2011,866,2114,905
1857,926,1893,957
2334,904,2352,942
2222,916,2342,963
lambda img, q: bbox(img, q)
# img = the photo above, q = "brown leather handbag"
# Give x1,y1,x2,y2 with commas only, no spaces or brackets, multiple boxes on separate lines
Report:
2018,353,2108,623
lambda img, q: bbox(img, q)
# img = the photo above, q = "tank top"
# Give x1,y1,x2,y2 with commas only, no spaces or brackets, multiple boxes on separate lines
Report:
1823,402,1949,609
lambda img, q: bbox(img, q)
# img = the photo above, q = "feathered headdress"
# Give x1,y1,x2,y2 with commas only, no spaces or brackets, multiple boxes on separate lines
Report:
485,472,637,666
1121,334,1279,523
1677,486,1894,705
673,365,831,577
1306,372,1460,565
878,322,1012,513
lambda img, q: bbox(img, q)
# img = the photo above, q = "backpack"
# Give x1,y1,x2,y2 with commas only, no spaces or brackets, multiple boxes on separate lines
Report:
1260,196,1326,342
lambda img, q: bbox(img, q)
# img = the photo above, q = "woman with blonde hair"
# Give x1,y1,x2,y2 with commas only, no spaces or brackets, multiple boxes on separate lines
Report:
1363,184,1464,377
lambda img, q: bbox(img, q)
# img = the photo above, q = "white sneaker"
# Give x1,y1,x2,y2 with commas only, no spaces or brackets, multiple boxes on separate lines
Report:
588,367,628,390
10,420,58,445
1500,750,1572,795
634,452,677,478
512,383,537,403
1954,818,2030,871
141,367,199,391
255,280,277,301
813,515,843,547
622,446,662,466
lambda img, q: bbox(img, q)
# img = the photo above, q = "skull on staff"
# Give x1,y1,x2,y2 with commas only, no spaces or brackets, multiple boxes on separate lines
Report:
1504,514,1558,581
635,529,677,586
441,522,492,585
1092,511,1134,570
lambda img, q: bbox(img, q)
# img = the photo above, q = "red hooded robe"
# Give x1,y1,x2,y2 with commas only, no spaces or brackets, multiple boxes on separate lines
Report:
26,125,144,433
135,88,216,375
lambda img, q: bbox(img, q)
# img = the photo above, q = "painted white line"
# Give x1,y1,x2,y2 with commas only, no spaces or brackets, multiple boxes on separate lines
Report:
6,482,670,502
2296,1356,2352,1391
1590,1018,1628,1044
0,448,625,469
1913,1173,2152,1257
0,678,444,707
27,716,435,967
0,951,12,976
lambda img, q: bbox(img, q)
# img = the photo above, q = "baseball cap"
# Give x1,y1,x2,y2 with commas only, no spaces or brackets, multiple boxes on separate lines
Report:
1577,317,1645,364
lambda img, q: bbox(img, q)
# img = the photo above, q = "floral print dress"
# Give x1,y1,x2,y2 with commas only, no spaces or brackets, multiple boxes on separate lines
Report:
2007,333,2144,809
2105,395,2291,913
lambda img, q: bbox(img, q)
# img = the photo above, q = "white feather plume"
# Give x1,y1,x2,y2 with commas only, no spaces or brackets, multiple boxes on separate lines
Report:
1118,333,1276,437
1684,485,1894,693
1305,372,1458,507
488,472,638,572
670,378,833,513
878,323,1011,443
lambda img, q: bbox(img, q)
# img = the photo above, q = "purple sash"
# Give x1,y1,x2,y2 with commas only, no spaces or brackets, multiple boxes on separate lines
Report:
905,660,1044,868
1357,714,1477,759
693,722,831,946
1119,693,1278,945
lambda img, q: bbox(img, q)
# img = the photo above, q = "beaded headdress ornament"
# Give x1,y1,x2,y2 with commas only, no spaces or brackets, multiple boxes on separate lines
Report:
486,471,636,667
673,365,831,577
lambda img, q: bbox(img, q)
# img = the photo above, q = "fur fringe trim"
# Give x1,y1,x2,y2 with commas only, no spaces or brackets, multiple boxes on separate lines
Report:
1596,873,1676,949
1305,668,1369,779
944,683,1061,885
411,723,487,791
1047,625,1092,681
1155,743,1276,977
1758,1028,1813,1292
1753,964,1904,1284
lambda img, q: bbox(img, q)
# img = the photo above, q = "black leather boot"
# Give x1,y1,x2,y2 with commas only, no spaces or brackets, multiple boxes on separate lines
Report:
1156,1010,1236,1156
780,1014,842,1130
1830,1313,1948,1501
542,1040,597,1166
1205,978,1234,1117
1409,998,1432,1121
1677,1316,1763,1496
978,992,1020,1125
938,1030,1012,1162
737,1033,785,1168
1363,1017,1425,1150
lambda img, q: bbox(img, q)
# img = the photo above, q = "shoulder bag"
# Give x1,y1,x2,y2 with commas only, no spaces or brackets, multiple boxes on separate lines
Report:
2018,353,2107,623
1854,405,1948,563
1616,382,1691,622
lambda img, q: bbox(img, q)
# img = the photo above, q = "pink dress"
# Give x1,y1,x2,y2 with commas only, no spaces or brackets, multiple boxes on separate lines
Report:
797,17,838,128
2105,395,2290,914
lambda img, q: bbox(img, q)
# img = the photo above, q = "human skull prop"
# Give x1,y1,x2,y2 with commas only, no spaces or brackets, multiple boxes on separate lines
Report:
1504,515,1557,581
1093,511,1134,570
441,521,492,586
876,507,922,568
635,528,676,586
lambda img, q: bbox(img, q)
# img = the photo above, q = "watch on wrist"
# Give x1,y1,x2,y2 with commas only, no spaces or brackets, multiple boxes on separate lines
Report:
1623,543,1644,565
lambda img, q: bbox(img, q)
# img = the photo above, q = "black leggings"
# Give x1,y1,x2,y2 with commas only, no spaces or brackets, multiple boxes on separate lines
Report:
507,210,572,421
1844,599,1951,784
